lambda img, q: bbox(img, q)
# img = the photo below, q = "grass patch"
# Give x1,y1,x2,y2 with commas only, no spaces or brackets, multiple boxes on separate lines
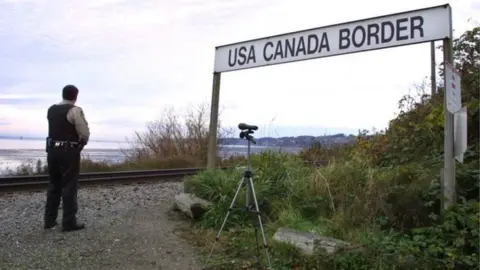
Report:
184,150,479,269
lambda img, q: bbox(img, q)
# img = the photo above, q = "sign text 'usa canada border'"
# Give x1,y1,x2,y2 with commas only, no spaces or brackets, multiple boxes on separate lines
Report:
213,4,451,73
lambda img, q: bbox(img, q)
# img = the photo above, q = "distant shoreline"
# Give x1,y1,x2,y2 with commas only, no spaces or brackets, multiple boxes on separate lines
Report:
0,133,356,149
0,144,301,174
0,136,124,144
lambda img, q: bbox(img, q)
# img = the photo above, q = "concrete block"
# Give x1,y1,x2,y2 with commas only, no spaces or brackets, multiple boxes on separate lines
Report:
272,227,351,255
179,182,192,193
272,227,317,254
174,193,213,220
314,236,351,254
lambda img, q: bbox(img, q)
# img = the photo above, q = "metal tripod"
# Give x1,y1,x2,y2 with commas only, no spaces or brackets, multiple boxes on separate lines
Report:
203,126,272,270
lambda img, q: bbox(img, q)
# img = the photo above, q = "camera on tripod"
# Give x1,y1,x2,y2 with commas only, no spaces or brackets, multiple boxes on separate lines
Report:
204,122,272,270
238,123,258,144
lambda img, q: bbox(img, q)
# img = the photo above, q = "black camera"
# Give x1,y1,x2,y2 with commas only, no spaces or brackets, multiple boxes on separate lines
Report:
238,123,257,144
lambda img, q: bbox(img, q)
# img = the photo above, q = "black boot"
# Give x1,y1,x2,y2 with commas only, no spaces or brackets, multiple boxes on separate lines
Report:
44,220,58,229
61,222,85,232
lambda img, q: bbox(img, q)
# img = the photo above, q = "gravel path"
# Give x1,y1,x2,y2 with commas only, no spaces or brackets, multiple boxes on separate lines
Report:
0,181,202,270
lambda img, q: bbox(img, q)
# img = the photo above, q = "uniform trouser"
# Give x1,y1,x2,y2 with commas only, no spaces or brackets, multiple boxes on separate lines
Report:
44,147,81,226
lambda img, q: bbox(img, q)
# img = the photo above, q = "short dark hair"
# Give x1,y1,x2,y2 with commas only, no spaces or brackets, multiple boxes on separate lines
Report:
62,85,79,101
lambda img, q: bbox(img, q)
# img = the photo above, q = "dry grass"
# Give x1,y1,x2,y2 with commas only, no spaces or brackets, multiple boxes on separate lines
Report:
3,104,235,176
126,105,213,164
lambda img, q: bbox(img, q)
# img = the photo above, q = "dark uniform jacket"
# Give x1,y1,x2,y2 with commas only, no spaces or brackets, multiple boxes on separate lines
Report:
47,100,90,144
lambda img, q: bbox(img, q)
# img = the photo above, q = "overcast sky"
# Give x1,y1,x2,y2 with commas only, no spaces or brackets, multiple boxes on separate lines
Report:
0,0,478,140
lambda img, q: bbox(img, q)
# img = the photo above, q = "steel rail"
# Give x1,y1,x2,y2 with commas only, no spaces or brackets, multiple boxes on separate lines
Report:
0,160,330,193
1,167,205,184
0,167,215,193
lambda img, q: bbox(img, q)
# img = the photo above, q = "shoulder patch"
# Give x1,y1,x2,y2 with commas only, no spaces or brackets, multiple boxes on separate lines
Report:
76,107,86,118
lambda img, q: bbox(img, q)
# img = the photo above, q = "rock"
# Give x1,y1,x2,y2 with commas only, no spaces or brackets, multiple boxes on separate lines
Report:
272,227,351,255
173,193,213,220
272,227,317,254
181,182,192,193
314,236,351,254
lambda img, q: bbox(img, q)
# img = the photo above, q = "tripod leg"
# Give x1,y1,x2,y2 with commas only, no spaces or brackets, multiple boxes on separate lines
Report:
248,177,273,269
246,181,251,210
254,225,262,268
203,177,245,269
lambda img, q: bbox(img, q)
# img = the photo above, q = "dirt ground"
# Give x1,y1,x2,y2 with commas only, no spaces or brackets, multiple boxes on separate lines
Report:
0,182,203,270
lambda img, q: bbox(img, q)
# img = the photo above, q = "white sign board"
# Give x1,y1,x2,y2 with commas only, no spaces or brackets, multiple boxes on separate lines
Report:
445,62,462,114
454,106,468,163
214,4,452,73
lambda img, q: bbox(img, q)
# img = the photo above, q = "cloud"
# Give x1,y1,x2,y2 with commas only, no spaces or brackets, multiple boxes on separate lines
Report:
0,0,477,140
470,1,480,10
0,118,9,126
0,97,46,106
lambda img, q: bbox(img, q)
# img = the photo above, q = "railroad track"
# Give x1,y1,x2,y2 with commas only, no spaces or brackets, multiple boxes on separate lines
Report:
0,167,213,193
0,160,329,193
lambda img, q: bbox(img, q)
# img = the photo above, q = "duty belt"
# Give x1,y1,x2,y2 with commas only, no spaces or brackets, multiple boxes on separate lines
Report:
47,139,82,148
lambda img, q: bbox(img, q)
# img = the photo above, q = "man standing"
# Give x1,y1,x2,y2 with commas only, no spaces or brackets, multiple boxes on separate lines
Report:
44,85,90,232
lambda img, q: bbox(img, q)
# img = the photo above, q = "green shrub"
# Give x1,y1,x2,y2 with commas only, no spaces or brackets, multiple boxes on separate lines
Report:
186,148,479,269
